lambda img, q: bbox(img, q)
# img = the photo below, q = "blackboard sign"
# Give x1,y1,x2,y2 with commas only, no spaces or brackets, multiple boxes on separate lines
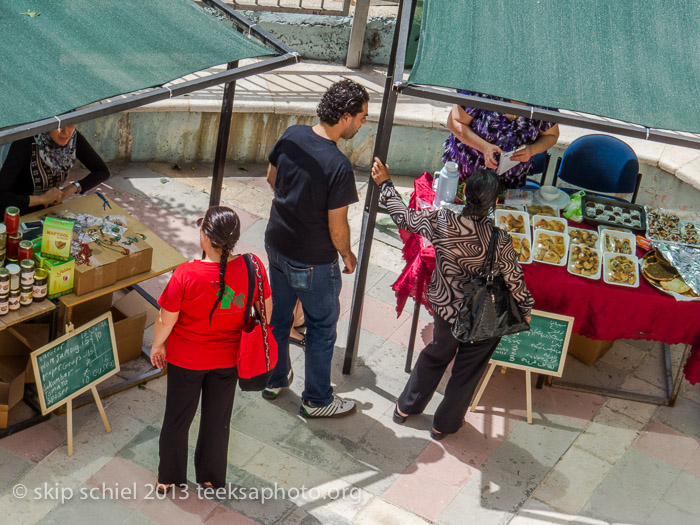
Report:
490,309,574,377
31,313,120,414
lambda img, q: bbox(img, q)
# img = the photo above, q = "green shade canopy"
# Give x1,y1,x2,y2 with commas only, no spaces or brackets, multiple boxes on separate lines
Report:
408,0,700,134
0,0,276,131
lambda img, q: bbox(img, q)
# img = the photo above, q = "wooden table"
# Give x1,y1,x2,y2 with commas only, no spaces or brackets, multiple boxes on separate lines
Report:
21,193,187,326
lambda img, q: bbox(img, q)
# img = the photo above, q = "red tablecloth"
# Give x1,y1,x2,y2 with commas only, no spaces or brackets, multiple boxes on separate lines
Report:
392,173,700,384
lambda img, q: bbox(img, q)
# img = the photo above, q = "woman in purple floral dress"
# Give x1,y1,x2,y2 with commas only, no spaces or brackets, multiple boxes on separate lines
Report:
443,90,559,189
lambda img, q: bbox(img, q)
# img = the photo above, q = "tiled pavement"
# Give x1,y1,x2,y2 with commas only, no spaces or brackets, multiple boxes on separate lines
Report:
2,163,700,524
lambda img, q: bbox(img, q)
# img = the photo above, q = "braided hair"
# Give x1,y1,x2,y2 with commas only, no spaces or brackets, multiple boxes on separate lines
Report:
462,169,502,217
201,206,241,324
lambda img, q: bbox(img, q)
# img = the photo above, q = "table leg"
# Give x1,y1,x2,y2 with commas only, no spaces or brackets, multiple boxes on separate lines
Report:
405,300,421,373
526,371,533,424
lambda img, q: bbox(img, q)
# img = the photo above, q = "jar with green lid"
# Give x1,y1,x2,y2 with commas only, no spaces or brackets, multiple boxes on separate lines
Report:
20,259,35,287
8,289,20,310
0,268,9,294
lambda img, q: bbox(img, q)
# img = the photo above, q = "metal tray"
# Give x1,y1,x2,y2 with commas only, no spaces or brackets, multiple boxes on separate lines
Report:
581,195,646,232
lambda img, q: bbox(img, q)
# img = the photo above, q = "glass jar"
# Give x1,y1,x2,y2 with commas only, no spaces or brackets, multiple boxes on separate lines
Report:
7,232,22,261
8,289,20,311
18,240,34,263
0,293,8,315
0,268,9,294
20,259,35,286
0,223,6,261
4,206,20,235
6,263,20,291
19,285,33,306
32,268,48,302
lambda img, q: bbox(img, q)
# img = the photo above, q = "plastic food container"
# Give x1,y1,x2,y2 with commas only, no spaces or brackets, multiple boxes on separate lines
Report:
526,204,560,220
601,228,636,254
568,245,602,280
568,227,600,249
533,229,569,266
532,215,567,234
509,232,532,264
495,210,530,235
603,252,639,288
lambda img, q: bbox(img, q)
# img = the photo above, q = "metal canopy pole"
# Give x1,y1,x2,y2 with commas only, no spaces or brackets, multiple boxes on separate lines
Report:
343,0,414,374
209,61,239,207
398,85,700,151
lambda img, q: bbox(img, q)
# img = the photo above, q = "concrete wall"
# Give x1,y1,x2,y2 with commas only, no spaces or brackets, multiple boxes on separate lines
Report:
78,111,700,212
243,11,395,65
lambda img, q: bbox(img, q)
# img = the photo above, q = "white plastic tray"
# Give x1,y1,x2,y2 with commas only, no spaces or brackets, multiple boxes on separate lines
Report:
601,228,636,255
495,209,530,235
509,232,532,264
532,215,567,234
532,229,569,266
568,226,600,250
603,252,640,288
568,245,602,280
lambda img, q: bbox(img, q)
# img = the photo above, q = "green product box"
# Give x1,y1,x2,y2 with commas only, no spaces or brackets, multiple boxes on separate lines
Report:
34,246,74,298
40,217,74,261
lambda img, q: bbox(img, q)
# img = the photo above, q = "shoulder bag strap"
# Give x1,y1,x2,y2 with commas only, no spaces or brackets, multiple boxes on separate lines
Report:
250,255,273,369
242,253,255,324
481,227,500,281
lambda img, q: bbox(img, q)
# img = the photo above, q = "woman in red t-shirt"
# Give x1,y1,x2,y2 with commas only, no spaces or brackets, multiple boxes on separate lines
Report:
150,206,271,492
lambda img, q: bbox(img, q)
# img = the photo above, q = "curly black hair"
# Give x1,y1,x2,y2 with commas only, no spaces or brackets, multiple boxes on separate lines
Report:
317,79,369,126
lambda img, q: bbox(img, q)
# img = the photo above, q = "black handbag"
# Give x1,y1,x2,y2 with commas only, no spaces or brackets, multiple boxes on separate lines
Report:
451,228,530,342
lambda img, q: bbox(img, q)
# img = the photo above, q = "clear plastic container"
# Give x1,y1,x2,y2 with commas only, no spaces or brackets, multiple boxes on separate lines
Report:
533,229,569,266
532,215,567,234
568,245,602,280
568,227,600,249
601,228,636,254
603,252,639,287
495,209,530,235
509,232,532,264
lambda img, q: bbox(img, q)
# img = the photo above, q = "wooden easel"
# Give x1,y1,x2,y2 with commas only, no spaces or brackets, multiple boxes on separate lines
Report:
470,364,535,424
64,323,111,457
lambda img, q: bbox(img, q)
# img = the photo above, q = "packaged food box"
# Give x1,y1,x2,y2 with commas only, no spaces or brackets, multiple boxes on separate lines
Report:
601,228,636,254
495,210,530,235
34,251,75,298
568,227,600,249
568,245,602,280
532,215,567,234
603,252,639,288
526,204,560,220
505,189,534,206
533,229,569,266
509,232,532,264
40,217,74,261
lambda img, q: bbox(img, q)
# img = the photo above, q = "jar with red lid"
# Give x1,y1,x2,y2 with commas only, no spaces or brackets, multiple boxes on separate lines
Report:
18,240,34,263
4,206,20,235
7,232,22,261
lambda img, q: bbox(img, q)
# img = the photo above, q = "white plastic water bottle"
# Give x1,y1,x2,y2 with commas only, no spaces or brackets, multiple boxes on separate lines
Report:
433,161,459,208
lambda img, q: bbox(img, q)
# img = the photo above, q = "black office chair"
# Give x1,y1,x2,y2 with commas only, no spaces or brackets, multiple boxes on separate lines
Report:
551,135,642,202
522,152,551,190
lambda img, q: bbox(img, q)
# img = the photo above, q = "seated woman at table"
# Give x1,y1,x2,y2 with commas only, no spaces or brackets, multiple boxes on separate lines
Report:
444,90,559,190
370,159,533,440
150,206,272,492
0,125,110,214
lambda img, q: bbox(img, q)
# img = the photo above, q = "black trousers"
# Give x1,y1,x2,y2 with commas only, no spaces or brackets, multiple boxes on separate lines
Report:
158,363,238,488
397,313,500,434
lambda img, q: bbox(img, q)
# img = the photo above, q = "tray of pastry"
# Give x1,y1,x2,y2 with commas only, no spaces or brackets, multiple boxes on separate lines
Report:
582,195,646,232
601,228,636,254
567,227,600,249
603,253,639,288
532,215,567,234
646,208,700,248
495,210,530,235
533,229,568,266
509,232,532,264
526,204,560,220
568,245,602,280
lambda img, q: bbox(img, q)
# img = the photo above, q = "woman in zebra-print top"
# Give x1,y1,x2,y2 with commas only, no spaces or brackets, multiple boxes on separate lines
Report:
371,158,533,440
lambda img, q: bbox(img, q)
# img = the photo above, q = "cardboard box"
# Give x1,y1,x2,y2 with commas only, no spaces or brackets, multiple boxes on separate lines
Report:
568,333,614,366
7,323,50,384
72,293,147,364
113,290,159,328
0,331,31,428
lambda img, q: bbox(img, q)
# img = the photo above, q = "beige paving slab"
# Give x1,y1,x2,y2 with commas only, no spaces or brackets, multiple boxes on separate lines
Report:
572,405,646,465
354,497,431,525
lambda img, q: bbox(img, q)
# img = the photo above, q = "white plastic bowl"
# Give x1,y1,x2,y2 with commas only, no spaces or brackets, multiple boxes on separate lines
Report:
539,185,560,202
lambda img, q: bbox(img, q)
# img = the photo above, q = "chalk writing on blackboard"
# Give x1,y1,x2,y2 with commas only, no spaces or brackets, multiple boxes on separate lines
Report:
490,310,574,377
32,313,120,413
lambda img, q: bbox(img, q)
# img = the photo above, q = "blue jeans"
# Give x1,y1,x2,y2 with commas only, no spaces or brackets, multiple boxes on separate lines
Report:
265,243,341,407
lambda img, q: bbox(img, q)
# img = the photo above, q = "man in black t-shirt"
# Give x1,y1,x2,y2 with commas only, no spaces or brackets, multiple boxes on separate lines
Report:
263,80,369,419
